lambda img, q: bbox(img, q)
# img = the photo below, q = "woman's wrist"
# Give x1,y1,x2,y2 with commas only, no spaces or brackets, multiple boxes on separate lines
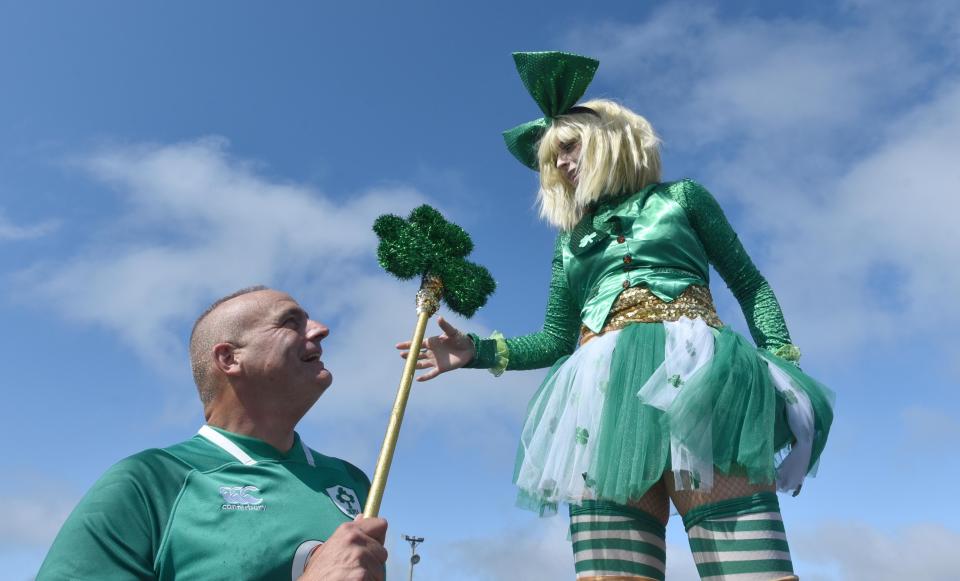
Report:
463,333,484,368
464,332,510,374
771,343,802,365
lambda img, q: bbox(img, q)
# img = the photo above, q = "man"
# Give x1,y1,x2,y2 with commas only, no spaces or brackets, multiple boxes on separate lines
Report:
38,286,388,580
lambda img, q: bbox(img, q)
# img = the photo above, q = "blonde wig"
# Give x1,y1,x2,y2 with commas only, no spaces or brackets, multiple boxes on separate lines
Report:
536,99,662,231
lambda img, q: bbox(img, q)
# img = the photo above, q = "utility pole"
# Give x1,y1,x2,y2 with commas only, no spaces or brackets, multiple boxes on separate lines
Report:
403,534,424,581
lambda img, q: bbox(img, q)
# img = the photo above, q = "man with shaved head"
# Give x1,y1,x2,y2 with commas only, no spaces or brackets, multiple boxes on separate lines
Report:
39,287,388,581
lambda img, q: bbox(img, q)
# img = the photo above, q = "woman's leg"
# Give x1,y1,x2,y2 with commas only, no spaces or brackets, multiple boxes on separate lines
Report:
667,472,797,581
569,480,670,581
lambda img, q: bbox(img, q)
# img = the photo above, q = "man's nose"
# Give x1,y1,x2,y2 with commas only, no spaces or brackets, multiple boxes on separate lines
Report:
306,320,330,341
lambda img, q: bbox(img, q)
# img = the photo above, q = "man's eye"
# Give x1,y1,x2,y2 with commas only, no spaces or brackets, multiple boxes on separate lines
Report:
283,318,298,328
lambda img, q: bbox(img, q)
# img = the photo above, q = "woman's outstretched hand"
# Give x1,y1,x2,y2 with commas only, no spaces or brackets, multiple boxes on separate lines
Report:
396,317,476,381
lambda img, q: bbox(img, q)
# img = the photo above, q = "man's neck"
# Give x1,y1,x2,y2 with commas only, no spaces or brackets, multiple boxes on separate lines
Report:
203,382,318,453
204,408,299,453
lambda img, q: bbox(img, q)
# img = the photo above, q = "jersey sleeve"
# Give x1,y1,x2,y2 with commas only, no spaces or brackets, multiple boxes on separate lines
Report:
673,179,794,353
342,460,372,503
467,233,581,371
37,450,189,580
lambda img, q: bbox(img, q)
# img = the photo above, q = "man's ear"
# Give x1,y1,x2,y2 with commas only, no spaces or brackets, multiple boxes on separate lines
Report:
212,343,241,376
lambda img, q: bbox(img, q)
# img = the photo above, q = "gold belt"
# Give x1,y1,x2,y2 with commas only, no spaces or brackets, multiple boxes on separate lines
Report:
579,285,723,345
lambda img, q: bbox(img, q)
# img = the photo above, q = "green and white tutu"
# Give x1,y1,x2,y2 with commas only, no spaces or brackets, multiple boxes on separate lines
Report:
514,317,834,515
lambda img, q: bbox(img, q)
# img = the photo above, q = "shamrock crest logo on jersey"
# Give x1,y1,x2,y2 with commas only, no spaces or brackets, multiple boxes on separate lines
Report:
325,485,361,518
219,485,266,511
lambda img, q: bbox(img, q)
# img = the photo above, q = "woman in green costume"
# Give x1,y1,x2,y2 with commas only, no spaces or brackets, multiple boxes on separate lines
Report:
401,52,833,581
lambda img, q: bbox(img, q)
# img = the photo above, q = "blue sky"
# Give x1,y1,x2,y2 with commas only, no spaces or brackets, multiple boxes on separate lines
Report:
2,1,958,579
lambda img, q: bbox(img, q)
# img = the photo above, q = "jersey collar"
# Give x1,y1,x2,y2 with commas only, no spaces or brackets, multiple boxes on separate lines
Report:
197,425,315,467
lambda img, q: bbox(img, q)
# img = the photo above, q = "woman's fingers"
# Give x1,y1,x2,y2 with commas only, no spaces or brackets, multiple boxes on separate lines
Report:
398,339,437,351
397,330,462,381
398,350,430,360
417,367,441,381
437,316,461,337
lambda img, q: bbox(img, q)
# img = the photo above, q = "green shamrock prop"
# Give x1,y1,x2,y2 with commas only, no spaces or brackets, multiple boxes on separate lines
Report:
373,204,495,317
364,204,495,517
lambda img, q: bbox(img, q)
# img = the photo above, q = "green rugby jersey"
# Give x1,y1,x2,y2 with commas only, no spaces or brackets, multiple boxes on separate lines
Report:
38,426,371,580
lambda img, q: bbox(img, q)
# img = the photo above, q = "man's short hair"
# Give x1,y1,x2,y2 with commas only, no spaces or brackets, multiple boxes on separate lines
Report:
189,285,269,404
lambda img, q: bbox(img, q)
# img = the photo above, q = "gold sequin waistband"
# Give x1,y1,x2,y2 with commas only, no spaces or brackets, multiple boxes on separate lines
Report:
580,285,723,345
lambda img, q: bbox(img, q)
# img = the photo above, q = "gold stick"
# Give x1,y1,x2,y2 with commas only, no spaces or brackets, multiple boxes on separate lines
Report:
363,275,442,518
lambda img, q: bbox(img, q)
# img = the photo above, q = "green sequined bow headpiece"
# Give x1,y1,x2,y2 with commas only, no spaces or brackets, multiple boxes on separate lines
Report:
502,51,600,171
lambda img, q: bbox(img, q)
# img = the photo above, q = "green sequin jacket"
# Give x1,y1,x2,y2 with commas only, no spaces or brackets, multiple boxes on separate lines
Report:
467,179,794,371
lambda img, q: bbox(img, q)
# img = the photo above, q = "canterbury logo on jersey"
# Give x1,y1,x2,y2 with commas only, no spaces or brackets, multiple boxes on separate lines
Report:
219,485,266,511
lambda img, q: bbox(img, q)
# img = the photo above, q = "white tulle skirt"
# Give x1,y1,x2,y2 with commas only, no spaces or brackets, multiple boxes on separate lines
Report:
513,317,835,514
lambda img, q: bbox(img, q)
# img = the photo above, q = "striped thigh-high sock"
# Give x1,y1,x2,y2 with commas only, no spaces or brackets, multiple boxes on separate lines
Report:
682,492,796,580
569,500,667,580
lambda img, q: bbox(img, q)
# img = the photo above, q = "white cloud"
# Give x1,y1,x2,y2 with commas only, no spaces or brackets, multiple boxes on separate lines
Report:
21,137,426,368
0,209,59,241
18,137,546,464
578,2,957,147
0,476,77,548
793,520,960,581
758,79,960,354
410,517,574,581
568,2,960,359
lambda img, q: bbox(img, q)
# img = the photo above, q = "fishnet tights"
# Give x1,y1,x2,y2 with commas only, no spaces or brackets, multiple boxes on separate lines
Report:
627,471,774,522
627,479,670,525
667,472,774,516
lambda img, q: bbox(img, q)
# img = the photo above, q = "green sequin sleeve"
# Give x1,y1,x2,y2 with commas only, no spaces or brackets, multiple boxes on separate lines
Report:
673,179,793,352
466,233,581,370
